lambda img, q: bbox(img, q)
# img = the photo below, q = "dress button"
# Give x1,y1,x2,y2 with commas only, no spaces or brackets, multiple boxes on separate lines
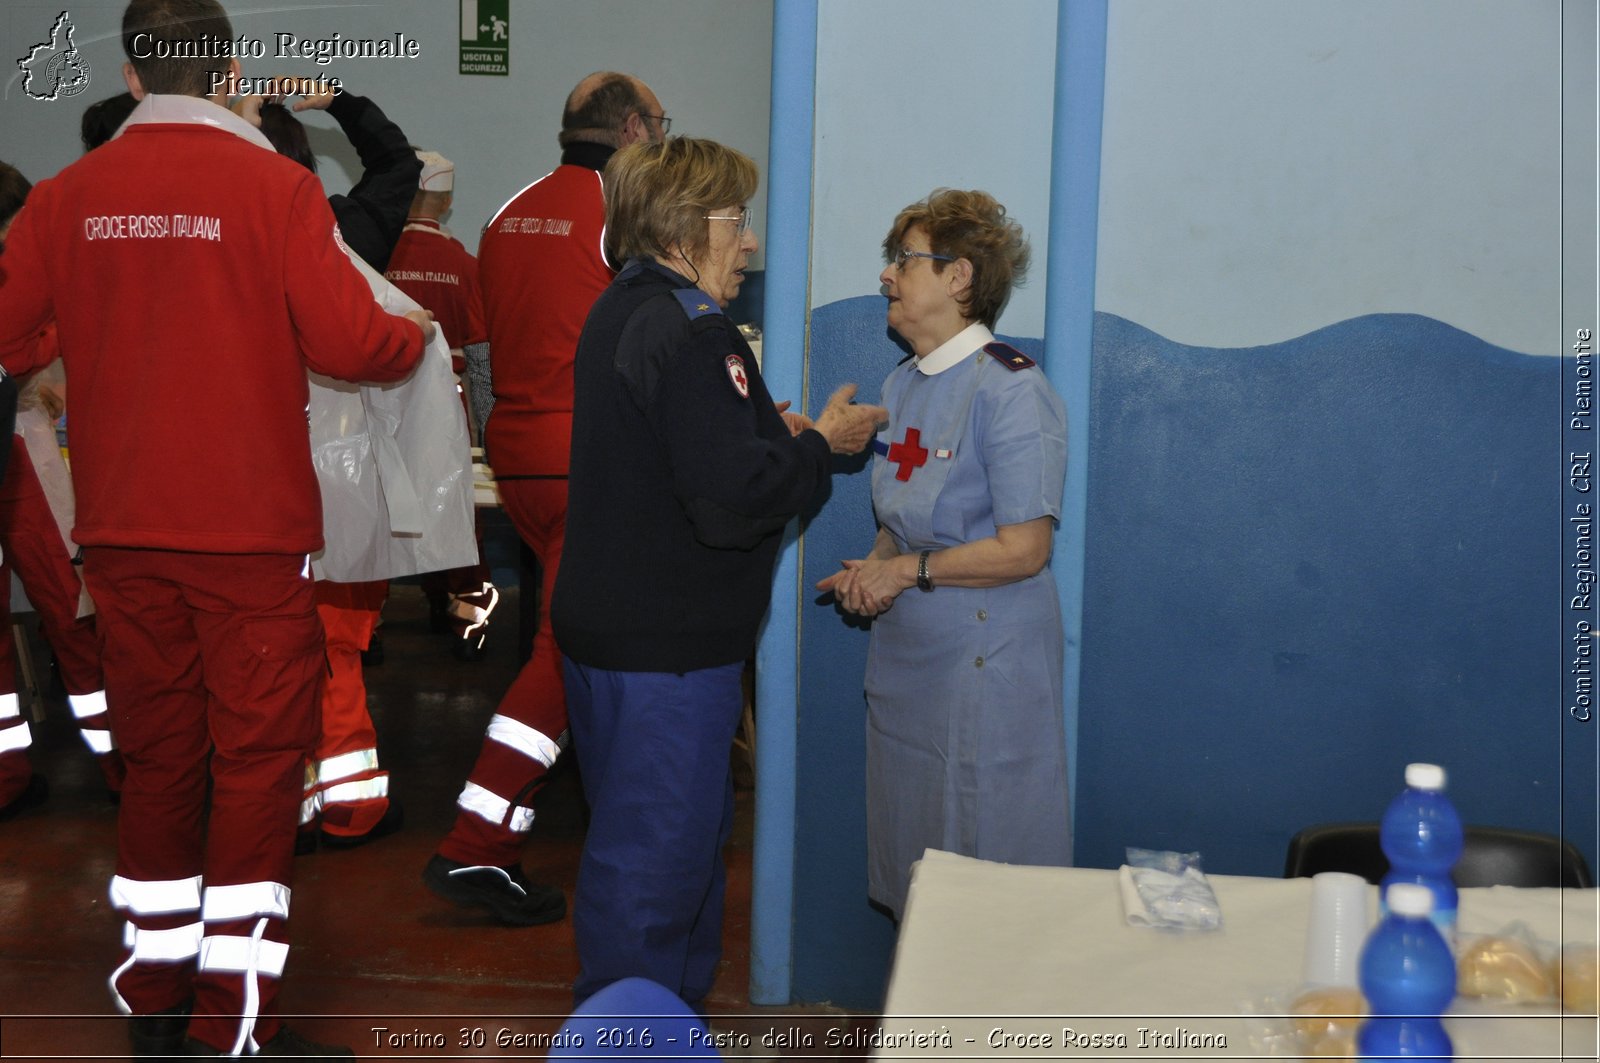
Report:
975,656,985,668
977,609,988,621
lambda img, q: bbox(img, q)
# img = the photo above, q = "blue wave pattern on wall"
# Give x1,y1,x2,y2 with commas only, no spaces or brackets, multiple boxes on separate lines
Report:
1076,311,1587,877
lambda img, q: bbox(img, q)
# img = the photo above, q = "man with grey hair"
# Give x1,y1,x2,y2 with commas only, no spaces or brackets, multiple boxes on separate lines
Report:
422,73,665,925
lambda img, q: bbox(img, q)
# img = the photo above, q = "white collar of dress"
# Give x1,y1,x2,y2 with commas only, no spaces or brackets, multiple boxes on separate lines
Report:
915,322,995,377
116,94,276,153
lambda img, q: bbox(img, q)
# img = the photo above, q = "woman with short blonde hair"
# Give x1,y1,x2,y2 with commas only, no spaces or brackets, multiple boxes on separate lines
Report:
604,137,759,269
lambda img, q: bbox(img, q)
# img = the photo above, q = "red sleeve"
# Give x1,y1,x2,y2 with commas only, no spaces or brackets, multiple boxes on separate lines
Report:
0,202,58,378
282,179,424,383
33,322,59,365
462,254,488,346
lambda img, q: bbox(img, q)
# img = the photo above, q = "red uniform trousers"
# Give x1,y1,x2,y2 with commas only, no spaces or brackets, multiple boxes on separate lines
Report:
306,579,390,838
438,477,567,867
87,548,322,1055
0,435,121,805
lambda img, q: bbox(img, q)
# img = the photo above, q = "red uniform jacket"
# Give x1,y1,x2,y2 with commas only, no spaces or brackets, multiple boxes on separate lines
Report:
385,219,487,370
0,97,424,556
478,156,613,477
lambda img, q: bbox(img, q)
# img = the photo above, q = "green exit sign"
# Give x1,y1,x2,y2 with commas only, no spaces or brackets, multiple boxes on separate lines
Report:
460,0,509,76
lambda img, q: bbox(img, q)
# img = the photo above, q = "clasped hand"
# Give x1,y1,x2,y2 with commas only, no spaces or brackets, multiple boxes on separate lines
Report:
816,554,912,617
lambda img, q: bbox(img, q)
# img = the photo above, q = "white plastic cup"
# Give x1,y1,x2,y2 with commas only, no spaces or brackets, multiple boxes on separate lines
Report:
1303,871,1372,987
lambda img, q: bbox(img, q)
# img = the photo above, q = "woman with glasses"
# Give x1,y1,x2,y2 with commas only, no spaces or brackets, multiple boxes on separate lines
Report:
553,137,884,1006
818,188,1070,919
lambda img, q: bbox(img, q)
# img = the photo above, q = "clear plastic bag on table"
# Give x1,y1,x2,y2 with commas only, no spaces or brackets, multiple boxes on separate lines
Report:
1118,847,1223,931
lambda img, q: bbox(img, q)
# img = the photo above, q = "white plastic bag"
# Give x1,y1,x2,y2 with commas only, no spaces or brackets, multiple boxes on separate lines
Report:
307,254,476,582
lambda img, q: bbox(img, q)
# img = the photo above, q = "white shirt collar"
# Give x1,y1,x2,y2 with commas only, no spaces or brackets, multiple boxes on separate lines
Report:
404,217,453,239
915,322,994,376
116,94,276,153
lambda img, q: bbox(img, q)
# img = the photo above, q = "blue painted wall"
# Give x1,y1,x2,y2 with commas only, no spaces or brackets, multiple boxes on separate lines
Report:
1074,312,1591,874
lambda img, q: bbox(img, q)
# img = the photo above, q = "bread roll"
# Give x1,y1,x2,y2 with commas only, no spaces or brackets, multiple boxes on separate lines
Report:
1456,935,1555,1002
1290,986,1365,1043
1560,944,1599,1014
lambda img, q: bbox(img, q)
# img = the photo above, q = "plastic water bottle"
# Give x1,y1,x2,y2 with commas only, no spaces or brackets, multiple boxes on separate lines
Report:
1379,762,1463,944
1357,882,1455,1060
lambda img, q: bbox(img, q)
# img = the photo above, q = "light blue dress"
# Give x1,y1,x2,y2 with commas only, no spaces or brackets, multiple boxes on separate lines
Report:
864,333,1071,917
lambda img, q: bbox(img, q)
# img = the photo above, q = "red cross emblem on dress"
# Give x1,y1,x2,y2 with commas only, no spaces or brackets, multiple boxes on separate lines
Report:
725,354,749,399
887,427,929,481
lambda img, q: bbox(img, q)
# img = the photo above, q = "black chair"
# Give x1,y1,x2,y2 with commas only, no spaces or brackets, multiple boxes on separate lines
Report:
1284,822,1595,889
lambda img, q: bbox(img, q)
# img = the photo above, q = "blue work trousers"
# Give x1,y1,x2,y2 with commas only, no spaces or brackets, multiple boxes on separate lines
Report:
562,657,744,1008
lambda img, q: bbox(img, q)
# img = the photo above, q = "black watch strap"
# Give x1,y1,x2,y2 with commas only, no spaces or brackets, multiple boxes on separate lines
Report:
916,550,933,592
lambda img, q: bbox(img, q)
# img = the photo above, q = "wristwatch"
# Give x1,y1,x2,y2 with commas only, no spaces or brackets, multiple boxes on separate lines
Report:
916,550,933,592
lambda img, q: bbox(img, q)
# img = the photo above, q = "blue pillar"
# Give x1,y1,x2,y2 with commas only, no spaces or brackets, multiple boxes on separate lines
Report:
750,0,818,1006
1043,0,1108,832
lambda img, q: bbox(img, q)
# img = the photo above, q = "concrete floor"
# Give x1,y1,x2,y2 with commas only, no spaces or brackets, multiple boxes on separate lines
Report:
0,584,872,1060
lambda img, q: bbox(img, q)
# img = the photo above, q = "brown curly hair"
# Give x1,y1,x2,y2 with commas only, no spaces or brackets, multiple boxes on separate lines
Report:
882,188,1029,329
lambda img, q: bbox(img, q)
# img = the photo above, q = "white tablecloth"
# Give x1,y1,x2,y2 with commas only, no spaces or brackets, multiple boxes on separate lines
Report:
878,850,1600,1060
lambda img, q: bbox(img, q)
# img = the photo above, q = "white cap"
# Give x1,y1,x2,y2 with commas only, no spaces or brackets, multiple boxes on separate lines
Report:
417,150,454,192
1405,763,1447,791
1385,882,1436,917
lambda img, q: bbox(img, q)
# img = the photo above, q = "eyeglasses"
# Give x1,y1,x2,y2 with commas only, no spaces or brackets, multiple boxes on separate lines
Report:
893,248,954,271
640,113,672,135
705,206,752,236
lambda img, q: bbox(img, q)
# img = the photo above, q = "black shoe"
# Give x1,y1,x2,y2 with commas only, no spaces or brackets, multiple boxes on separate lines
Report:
319,800,404,850
130,999,192,1057
360,633,385,667
0,775,48,822
184,1023,354,1058
422,854,566,926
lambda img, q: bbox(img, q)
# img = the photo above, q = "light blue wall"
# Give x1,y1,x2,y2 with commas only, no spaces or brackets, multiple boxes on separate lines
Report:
1095,0,1559,356
2,0,773,256
808,0,1058,337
